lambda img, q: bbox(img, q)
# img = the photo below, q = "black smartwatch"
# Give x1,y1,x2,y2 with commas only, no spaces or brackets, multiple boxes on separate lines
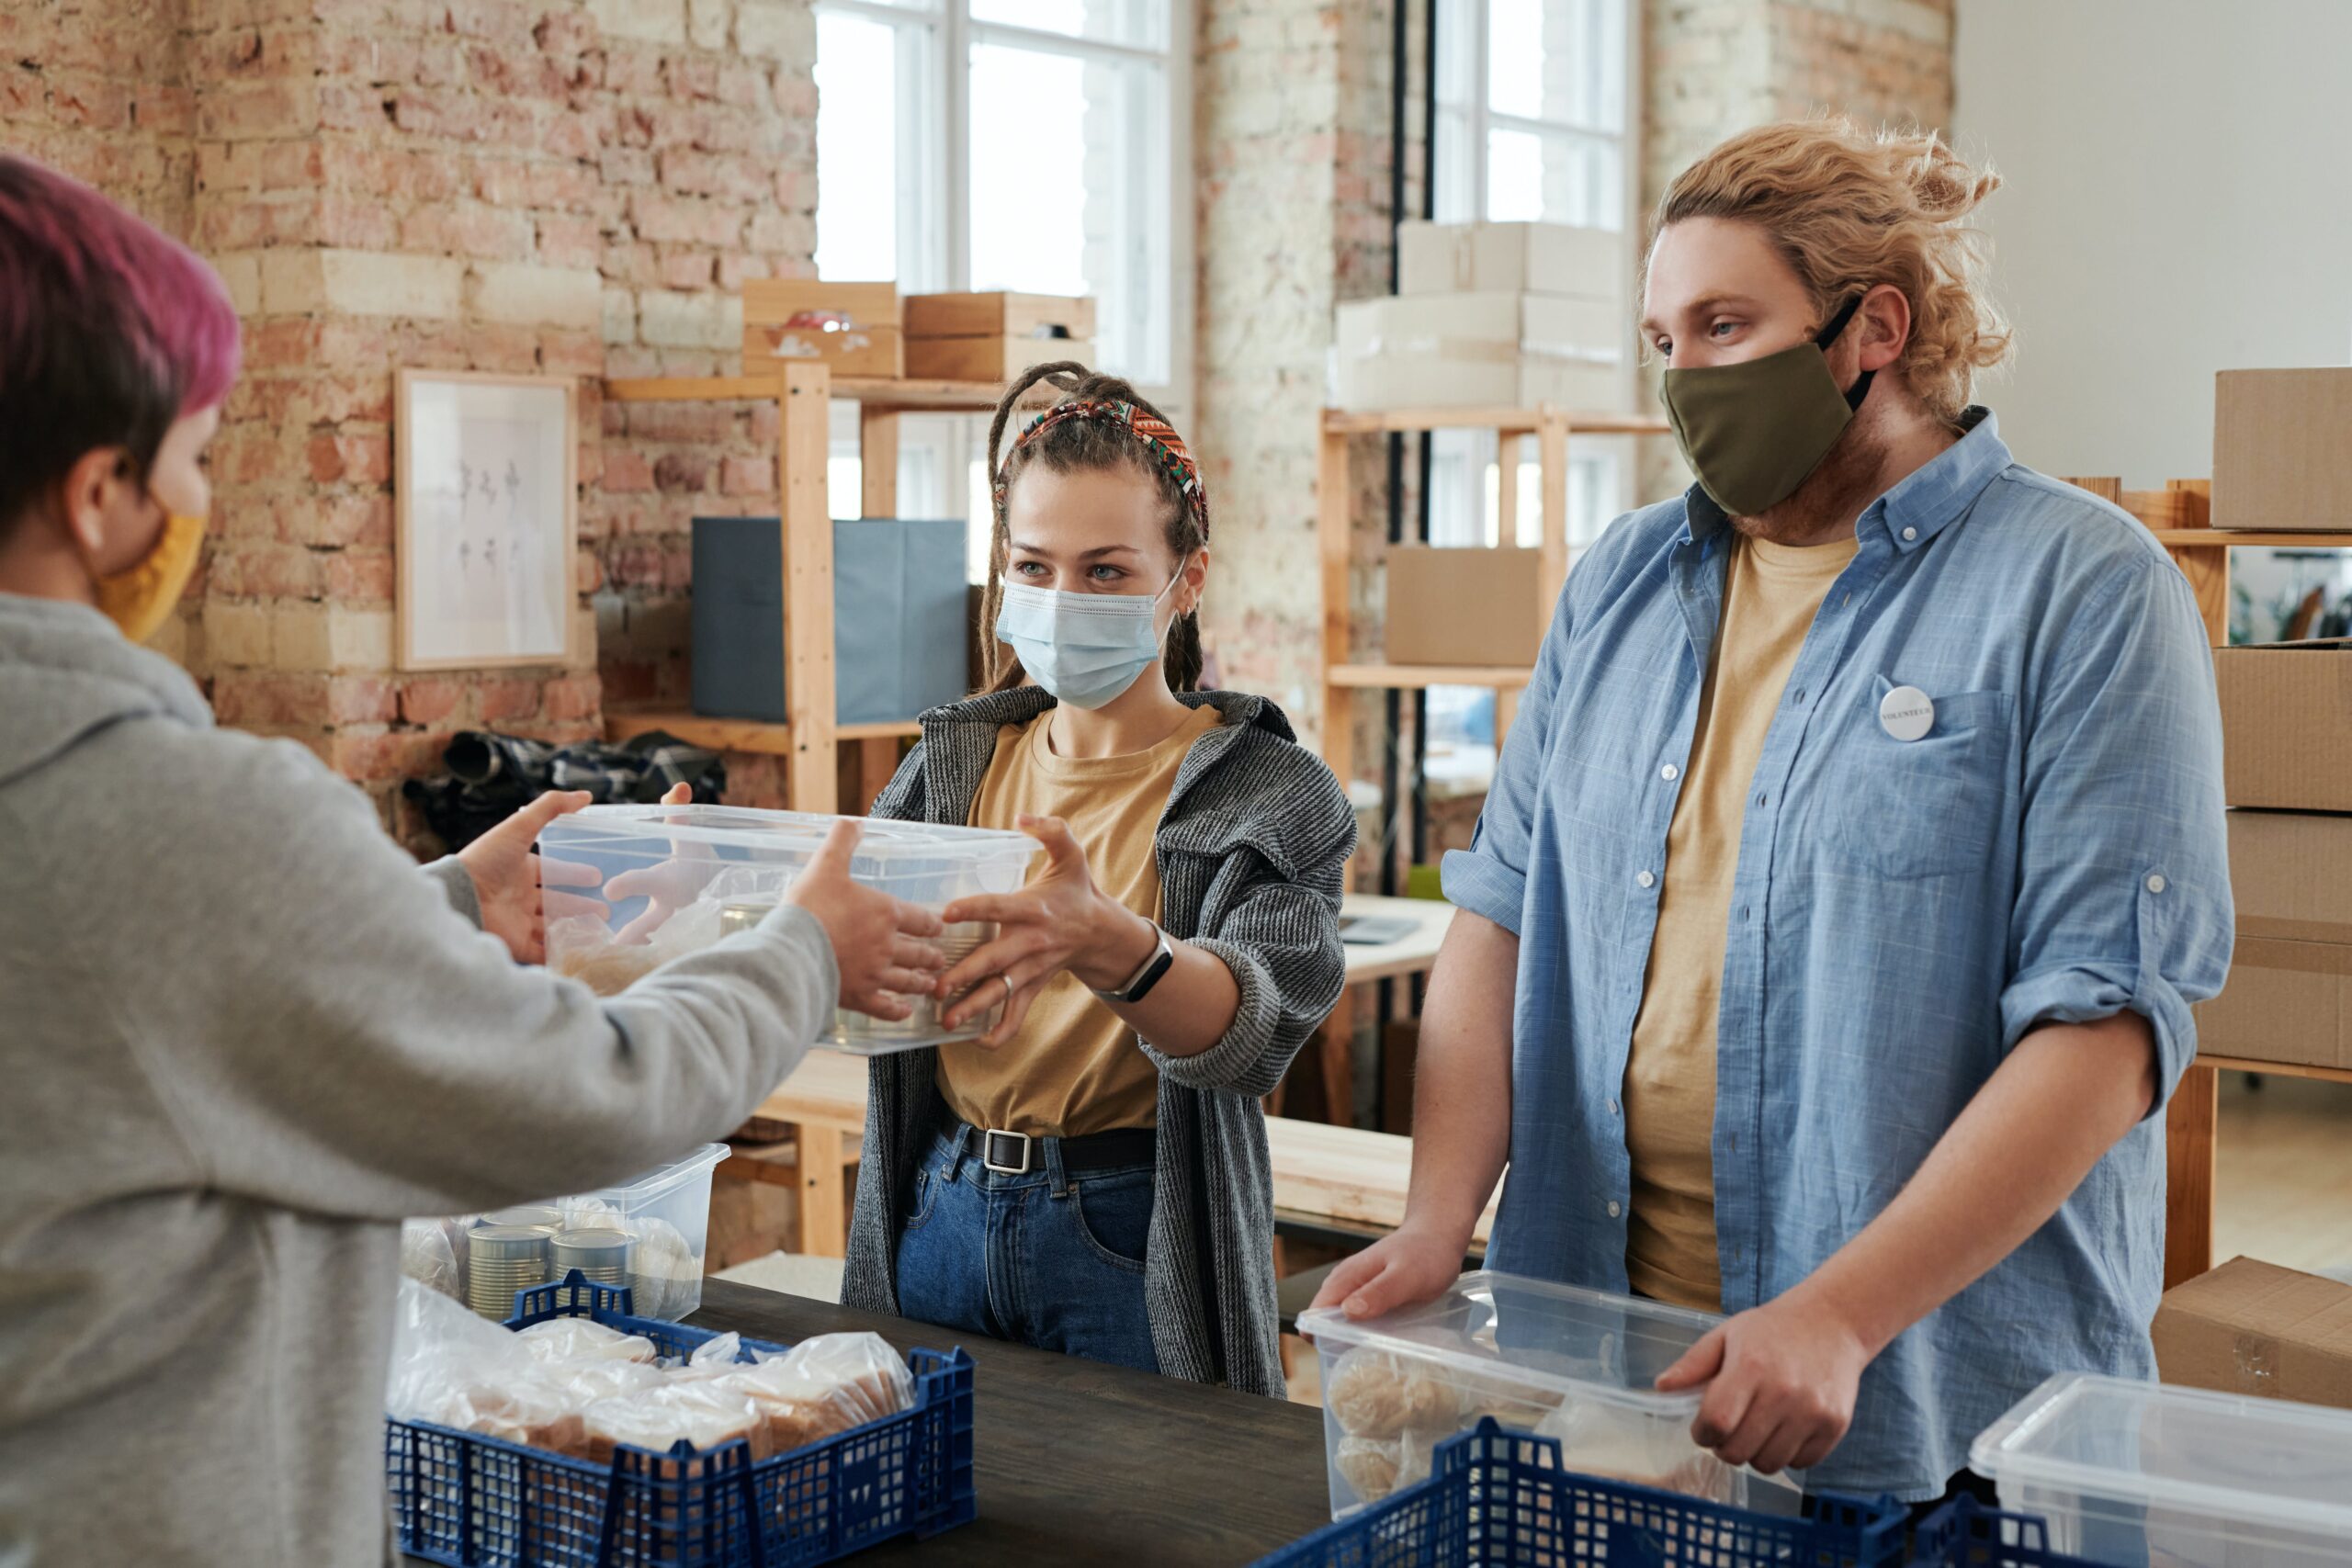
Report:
1091,920,1175,1005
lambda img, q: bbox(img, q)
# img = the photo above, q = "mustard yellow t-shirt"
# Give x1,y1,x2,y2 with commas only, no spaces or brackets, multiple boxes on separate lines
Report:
935,703,1220,1137
1623,531,1859,1311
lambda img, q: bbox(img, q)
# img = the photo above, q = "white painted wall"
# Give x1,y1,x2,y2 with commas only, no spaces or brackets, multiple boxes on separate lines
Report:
1951,0,2352,489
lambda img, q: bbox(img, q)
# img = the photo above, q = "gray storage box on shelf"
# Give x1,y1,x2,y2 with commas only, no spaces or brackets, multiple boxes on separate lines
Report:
691,515,971,726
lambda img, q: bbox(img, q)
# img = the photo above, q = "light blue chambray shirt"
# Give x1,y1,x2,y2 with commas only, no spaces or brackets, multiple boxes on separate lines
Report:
1442,411,2233,1501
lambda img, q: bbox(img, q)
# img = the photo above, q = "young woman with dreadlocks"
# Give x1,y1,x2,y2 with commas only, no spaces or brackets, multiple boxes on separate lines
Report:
838,363,1355,1392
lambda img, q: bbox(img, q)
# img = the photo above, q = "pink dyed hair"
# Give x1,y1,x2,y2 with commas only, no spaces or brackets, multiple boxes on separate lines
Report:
0,154,242,529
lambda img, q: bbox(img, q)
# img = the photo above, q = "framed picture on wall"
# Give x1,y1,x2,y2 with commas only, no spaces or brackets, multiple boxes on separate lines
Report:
394,369,578,671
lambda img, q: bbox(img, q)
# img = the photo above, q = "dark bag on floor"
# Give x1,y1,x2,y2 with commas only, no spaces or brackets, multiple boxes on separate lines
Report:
402,730,726,852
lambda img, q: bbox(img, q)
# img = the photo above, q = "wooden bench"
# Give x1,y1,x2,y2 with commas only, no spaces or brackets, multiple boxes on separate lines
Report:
747,1047,1495,1260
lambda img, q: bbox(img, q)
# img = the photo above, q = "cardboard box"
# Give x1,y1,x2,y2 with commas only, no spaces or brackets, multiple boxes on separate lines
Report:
1333,292,1627,412
904,290,1094,341
905,334,1096,382
1384,545,1548,667
2213,368,2352,530
2214,639,2352,811
2194,810,2352,1069
2153,1257,2352,1409
741,279,902,378
1398,220,1624,299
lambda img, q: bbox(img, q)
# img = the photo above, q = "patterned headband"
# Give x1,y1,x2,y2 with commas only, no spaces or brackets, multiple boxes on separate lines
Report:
992,398,1210,537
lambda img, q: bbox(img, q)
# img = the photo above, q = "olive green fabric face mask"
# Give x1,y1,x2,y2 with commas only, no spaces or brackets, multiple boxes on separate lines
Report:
1660,293,1875,518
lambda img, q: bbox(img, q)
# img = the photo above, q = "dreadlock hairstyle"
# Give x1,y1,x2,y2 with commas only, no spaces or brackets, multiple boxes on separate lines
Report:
980,360,1211,695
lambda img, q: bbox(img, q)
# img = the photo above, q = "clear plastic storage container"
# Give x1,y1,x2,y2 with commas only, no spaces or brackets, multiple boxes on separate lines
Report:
1970,1373,2352,1568
1295,1269,1800,1520
403,1144,731,1324
537,804,1038,1054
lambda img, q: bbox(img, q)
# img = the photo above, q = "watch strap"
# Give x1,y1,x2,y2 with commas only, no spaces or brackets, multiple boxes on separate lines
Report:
1093,922,1174,1005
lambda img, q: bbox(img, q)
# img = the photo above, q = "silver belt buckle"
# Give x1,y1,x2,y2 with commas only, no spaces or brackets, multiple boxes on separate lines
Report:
981,1128,1032,1176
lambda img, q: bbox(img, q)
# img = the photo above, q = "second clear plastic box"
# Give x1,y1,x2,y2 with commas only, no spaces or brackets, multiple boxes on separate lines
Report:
403,1143,730,1325
1295,1269,1803,1520
537,804,1038,1054
1970,1372,2352,1568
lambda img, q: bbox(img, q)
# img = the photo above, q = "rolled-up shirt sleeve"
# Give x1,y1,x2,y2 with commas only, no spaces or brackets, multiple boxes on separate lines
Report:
1999,552,2233,1111
1442,584,1577,935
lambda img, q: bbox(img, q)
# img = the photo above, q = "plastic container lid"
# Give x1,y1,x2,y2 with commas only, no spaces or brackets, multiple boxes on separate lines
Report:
542,804,1038,863
1296,1269,1715,1418
1970,1373,2352,1539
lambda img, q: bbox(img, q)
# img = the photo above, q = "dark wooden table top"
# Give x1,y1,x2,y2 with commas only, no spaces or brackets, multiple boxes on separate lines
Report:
413,1278,1337,1567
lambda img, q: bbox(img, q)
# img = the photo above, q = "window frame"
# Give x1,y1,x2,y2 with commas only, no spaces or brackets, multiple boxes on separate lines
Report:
812,0,1194,411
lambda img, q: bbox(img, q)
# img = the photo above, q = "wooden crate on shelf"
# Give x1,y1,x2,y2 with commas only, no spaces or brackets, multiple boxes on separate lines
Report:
904,290,1095,382
741,279,903,378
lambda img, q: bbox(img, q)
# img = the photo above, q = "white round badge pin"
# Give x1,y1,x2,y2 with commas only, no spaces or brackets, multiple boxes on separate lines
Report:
1879,684,1935,742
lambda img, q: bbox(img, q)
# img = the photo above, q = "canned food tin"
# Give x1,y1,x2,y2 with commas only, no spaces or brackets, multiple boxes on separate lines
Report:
465,1224,551,1319
550,1228,634,1288
719,900,772,937
481,1205,562,1232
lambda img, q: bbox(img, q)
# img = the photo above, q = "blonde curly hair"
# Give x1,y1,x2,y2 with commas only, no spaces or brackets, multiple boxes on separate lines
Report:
1648,118,2011,423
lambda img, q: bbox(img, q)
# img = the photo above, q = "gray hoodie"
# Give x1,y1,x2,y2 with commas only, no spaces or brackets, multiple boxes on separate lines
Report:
0,594,837,1566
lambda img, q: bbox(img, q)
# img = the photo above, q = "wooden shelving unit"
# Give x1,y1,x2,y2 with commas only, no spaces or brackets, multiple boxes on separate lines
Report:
1316,404,1671,799
2065,474,2352,1288
1310,402,1671,1127
600,367,1057,814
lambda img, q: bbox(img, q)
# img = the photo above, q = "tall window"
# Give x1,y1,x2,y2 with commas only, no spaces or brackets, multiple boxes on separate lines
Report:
1432,0,1627,230
815,1,1189,572
817,0,1181,383
1422,0,1636,774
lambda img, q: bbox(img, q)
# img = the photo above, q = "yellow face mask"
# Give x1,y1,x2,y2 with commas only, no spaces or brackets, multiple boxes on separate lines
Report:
95,511,207,645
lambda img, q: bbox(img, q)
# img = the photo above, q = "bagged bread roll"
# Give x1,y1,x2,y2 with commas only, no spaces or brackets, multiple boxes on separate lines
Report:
708,1332,915,1458
1325,1347,1460,1439
1333,1436,1400,1504
582,1382,765,1470
518,1318,658,1365
629,1218,699,1320
401,1219,462,1300
765,1332,914,1427
1533,1399,1731,1501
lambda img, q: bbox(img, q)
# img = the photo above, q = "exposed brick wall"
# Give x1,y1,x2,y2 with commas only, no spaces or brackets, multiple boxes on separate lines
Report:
1636,0,1955,501
5,0,817,842
1193,0,1404,746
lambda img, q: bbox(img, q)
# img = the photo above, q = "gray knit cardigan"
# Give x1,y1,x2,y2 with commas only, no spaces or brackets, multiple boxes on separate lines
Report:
839,686,1355,1396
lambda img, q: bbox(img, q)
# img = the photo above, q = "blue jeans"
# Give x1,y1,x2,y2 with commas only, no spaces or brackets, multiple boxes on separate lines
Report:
893,1123,1159,1374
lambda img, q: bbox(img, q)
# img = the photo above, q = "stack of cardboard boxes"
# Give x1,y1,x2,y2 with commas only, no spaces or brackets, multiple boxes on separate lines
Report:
2197,367,2352,1074
1332,220,1629,412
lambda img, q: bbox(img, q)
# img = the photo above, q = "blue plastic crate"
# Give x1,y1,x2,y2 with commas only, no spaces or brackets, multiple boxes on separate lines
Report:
385,1273,976,1568
1254,1419,1906,1568
1910,1497,2128,1568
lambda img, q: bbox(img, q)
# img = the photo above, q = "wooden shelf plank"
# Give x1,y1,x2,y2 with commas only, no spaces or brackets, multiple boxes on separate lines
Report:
2198,1054,2352,1087
605,373,1059,411
1329,662,1534,690
2150,530,2352,547
831,376,1059,411
1323,406,1672,436
605,375,786,402
605,711,922,751
605,710,794,754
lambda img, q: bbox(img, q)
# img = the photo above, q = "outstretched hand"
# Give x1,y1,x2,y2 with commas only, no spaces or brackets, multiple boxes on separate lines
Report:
455,789,604,964
933,814,1155,1047
783,819,948,1020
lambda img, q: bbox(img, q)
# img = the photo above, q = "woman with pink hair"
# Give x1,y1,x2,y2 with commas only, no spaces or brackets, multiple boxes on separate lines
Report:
0,155,943,1563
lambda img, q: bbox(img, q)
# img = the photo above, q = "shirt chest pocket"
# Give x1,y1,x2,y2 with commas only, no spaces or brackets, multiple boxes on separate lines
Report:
1818,682,2016,881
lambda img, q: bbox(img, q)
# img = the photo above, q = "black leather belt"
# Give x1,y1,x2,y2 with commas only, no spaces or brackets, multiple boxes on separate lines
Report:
937,1102,1156,1176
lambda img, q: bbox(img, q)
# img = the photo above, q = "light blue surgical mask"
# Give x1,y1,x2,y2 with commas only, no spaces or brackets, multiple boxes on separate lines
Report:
994,565,1189,710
